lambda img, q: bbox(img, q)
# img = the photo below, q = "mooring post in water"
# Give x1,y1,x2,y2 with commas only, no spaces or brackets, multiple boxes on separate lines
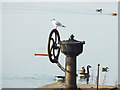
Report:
97,64,100,90
60,34,85,89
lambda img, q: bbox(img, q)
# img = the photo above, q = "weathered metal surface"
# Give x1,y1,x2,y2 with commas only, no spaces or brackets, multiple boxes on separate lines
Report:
60,34,85,57
65,56,77,89
56,62,67,72
60,34,85,89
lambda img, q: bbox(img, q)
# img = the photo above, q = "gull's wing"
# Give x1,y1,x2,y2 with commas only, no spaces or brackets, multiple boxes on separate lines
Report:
55,21,62,26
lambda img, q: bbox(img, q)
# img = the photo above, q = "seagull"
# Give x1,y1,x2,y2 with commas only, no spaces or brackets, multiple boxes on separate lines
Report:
51,19,65,29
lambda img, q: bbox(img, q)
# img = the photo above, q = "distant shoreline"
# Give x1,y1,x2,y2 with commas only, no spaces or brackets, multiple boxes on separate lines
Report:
39,82,119,89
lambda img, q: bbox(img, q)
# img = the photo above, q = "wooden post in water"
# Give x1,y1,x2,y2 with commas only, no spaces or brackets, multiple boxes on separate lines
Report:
97,64,100,90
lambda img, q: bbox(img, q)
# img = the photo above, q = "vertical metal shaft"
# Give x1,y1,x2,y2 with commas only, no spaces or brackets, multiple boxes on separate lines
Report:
65,56,77,89
97,64,100,90
60,34,85,89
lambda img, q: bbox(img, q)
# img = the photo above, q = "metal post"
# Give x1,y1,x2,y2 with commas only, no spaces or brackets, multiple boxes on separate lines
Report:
97,64,100,90
65,56,77,89
60,34,85,89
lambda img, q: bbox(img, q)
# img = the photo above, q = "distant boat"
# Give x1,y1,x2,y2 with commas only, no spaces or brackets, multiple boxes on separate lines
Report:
55,76,65,83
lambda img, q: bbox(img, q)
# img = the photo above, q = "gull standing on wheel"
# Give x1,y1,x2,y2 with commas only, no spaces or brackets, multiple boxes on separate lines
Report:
51,19,66,29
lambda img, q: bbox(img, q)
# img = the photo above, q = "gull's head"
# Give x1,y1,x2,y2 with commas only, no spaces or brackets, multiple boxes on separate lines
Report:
51,19,55,21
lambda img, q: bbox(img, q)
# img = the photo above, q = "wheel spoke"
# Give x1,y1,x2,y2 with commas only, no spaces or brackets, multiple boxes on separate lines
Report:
55,33,57,43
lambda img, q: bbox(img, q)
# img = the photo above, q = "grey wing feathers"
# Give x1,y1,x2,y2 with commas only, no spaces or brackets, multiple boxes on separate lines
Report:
55,21,62,26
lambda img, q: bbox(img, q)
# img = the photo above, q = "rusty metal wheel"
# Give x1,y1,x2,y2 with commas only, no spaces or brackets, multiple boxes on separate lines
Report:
48,29,60,63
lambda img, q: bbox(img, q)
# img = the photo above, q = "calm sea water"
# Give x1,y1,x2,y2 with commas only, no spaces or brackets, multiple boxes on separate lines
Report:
2,2,118,88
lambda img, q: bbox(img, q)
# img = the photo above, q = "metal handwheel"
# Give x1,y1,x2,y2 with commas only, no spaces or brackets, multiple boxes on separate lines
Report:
48,29,60,63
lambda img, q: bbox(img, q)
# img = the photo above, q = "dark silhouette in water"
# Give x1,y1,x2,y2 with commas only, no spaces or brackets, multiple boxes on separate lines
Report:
96,9,102,13
102,67,109,72
80,65,92,84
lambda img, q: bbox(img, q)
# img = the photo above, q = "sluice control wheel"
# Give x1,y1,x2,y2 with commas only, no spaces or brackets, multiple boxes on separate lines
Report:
48,29,60,63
